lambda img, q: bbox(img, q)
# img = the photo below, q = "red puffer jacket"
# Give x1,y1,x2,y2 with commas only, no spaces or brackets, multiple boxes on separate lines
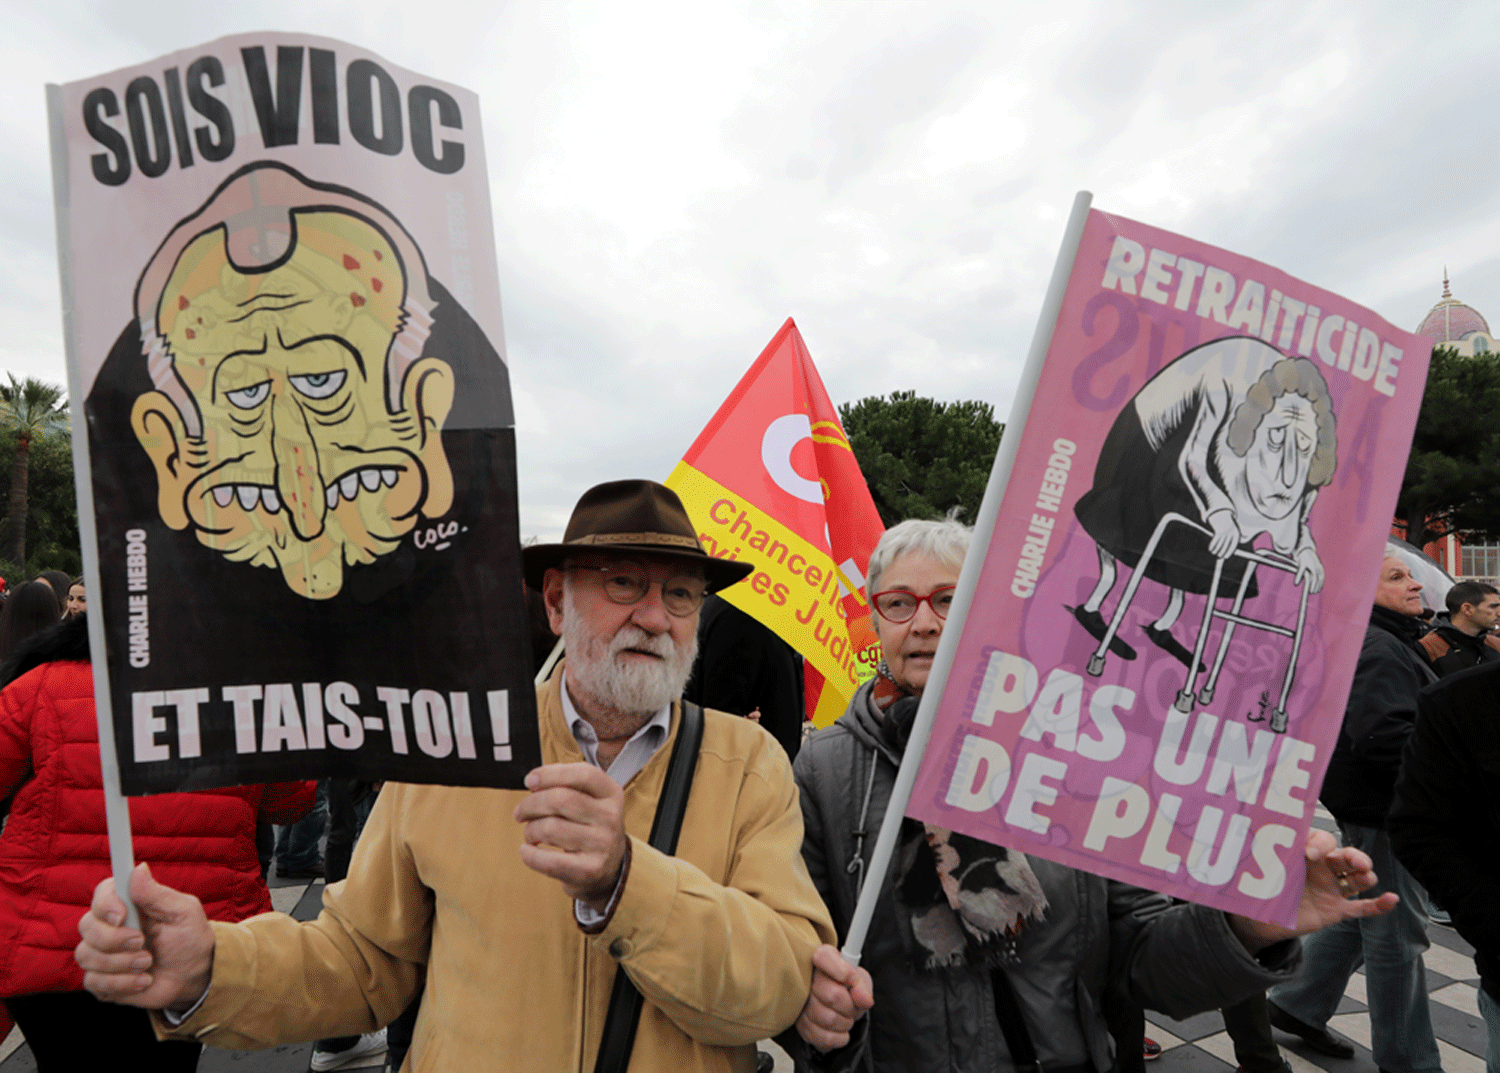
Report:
0,625,314,997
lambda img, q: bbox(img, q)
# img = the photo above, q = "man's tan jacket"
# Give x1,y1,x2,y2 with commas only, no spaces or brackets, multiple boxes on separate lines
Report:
158,673,834,1071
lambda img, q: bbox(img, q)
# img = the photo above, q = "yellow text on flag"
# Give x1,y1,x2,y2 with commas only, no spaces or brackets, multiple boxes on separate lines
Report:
667,461,877,696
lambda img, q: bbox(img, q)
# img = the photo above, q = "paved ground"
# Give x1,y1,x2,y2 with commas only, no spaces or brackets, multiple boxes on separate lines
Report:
1144,805,1489,1073
0,806,1486,1072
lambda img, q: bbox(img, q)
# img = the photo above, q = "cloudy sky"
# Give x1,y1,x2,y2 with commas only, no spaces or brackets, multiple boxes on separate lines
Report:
3,1,1496,540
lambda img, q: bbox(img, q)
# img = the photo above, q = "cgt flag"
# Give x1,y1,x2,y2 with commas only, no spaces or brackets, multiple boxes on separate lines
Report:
666,319,885,725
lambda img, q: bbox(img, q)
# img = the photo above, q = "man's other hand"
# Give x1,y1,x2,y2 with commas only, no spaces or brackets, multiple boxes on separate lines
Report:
515,762,628,912
796,944,874,1053
75,863,215,1012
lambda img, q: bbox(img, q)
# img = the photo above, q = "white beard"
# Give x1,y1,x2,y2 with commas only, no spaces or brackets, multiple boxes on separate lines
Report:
562,586,699,718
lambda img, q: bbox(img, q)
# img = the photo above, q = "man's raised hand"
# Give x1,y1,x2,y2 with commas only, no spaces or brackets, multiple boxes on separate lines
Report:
514,762,628,912
75,863,215,1012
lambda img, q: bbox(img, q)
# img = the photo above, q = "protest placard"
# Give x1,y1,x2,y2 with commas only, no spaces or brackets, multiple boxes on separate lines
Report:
666,319,886,726
904,206,1430,925
49,32,540,797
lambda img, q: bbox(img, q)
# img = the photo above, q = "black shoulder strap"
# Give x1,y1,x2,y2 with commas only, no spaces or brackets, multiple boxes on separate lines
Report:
592,701,705,1073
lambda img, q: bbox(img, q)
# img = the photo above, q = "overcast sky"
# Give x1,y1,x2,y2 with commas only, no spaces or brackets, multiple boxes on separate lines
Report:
3,1,1496,540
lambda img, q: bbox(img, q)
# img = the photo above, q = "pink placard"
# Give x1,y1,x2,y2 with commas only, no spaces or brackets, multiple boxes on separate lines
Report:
908,209,1430,924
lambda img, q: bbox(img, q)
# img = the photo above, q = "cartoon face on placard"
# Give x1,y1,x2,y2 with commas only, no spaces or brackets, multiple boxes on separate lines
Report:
128,163,456,599
1070,336,1340,692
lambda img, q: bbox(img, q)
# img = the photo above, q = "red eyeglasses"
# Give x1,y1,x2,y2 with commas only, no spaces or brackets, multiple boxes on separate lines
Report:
871,586,956,623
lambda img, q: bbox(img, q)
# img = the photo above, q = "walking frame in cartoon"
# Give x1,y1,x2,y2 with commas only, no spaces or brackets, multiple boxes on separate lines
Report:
1083,511,1311,731
1070,336,1338,733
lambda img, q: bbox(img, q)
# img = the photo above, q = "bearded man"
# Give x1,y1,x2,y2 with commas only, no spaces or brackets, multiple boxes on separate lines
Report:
75,480,835,1072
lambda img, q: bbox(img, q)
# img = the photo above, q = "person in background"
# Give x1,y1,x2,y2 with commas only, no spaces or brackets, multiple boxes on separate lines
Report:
1418,579,1500,677
1390,645,1500,1073
274,783,329,880
1218,994,1292,1073
0,581,61,661
1411,578,1497,927
788,518,1398,1073
64,578,85,618
0,613,313,1071
686,594,805,762
34,571,72,608
1268,552,1441,1073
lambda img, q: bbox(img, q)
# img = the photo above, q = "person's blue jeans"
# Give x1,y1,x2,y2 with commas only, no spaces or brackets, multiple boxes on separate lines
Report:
274,780,328,872
1268,822,1440,1073
1479,985,1499,1073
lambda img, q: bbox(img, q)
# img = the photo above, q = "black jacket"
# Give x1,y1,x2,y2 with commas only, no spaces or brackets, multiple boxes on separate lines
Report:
1389,662,1500,1002
1419,621,1500,678
684,595,804,763
1317,605,1437,828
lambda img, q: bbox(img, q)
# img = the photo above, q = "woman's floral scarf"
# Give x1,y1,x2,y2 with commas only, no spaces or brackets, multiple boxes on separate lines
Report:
870,664,1049,969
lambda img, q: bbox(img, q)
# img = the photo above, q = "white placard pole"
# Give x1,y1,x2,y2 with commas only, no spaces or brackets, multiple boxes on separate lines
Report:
47,83,139,929
536,639,564,685
841,190,1093,963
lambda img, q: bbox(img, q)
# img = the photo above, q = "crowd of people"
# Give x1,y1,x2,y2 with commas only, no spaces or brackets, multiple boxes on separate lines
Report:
0,572,84,662
0,482,1492,1073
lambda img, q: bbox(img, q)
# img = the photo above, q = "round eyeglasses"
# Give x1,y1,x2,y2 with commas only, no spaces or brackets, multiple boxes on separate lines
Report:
567,561,707,617
871,586,956,623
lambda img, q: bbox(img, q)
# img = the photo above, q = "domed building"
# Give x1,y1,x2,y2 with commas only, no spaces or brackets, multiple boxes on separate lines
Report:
1416,272,1493,355
1401,274,1499,583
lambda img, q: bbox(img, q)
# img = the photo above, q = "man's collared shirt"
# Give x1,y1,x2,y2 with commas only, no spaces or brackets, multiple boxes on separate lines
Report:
560,670,672,787
561,670,673,927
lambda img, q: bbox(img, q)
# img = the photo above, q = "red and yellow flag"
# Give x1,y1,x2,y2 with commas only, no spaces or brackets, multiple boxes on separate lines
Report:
666,319,886,726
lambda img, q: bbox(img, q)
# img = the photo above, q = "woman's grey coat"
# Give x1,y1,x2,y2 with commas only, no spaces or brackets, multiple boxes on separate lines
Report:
787,679,1302,1073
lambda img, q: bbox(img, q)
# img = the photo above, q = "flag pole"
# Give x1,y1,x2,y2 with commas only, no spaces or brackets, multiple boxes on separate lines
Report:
536,639,564,685
48,84,140,929
841,190,1093,964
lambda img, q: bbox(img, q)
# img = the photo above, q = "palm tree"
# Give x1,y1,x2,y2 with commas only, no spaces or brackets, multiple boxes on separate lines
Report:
0,375,69,567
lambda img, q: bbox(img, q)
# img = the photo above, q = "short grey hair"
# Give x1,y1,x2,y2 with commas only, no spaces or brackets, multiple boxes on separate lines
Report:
867,518,972,596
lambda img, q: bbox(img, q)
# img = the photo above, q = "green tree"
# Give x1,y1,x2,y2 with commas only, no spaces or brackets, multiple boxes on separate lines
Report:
1396,345,1500,549
0,375,70,568
0,430,82,579
839,391,1003,526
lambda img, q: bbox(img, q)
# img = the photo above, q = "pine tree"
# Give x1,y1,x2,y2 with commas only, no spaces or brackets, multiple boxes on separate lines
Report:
839,391,1003,526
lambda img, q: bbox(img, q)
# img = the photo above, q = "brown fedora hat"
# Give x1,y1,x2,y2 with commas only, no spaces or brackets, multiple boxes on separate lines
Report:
522,480,754,593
